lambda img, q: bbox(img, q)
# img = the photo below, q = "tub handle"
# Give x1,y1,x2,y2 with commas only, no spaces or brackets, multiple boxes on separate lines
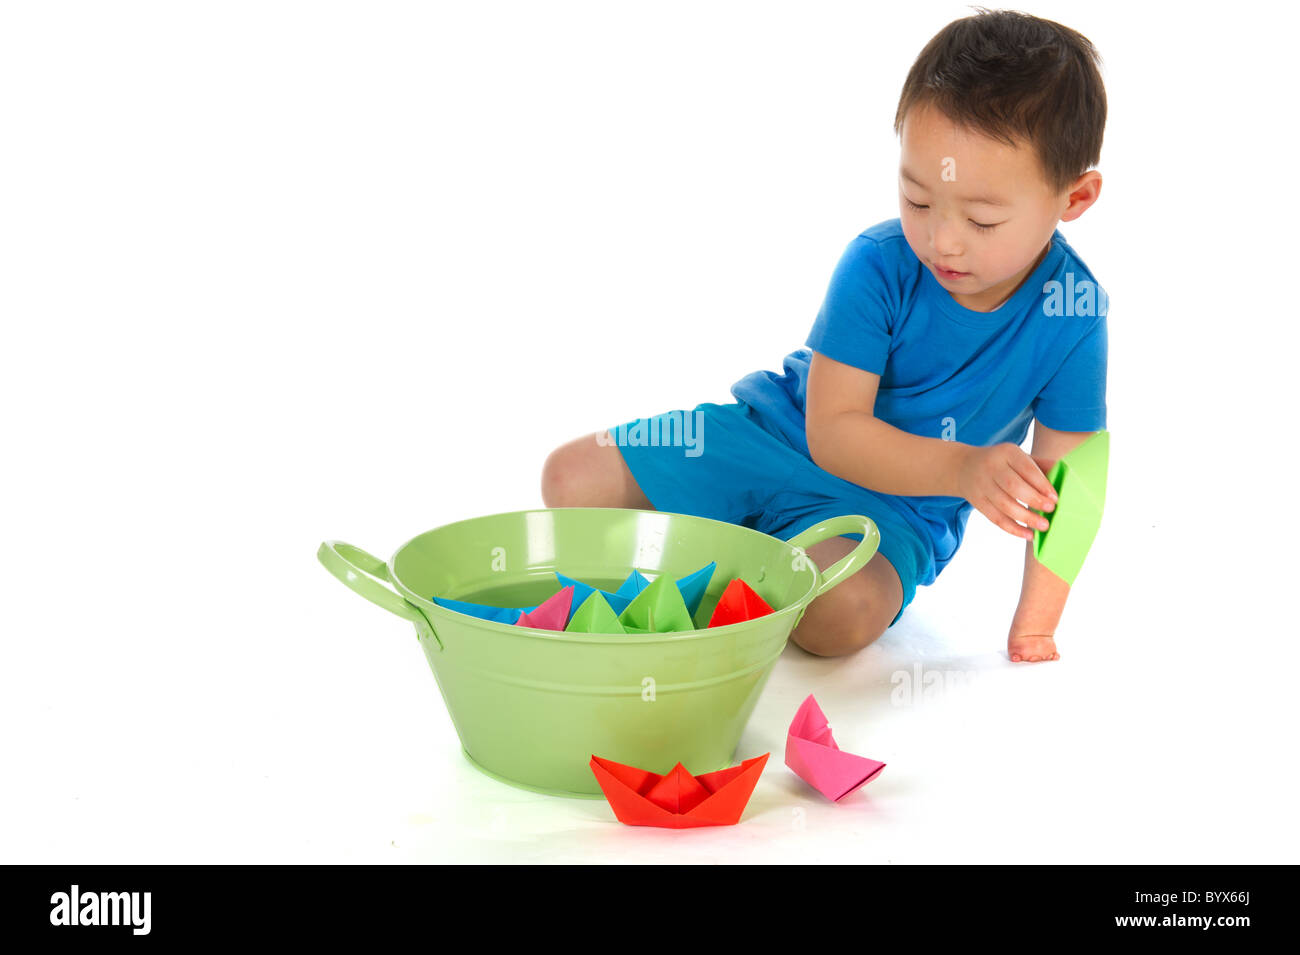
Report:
786,515,881,601
317,541,443,650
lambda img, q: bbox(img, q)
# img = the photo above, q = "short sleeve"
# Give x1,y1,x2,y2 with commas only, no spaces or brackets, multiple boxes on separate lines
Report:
804,236,895,375
1033,313,1108,431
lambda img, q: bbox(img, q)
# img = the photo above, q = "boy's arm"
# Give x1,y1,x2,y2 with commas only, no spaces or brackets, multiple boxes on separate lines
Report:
1007,420,1100,641
805,351,1058,537
805,351,967,496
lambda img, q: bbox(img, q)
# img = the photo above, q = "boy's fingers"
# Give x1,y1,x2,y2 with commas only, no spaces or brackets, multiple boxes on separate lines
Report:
1011,455,1058,511
993,466,1048,514
979,494,1034,540
990,486,1047,534
1004,472,1055,517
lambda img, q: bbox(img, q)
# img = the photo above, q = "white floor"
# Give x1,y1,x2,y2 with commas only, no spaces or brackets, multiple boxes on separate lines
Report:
4,485,1290,864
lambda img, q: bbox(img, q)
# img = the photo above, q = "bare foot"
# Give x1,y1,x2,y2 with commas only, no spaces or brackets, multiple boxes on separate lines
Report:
1008,633,1059,663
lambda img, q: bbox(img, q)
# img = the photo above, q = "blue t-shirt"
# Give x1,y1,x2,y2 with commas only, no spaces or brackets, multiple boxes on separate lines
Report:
730,217,1108,583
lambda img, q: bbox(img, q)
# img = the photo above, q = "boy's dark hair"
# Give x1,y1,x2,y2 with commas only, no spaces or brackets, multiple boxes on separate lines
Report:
894,7,1106,194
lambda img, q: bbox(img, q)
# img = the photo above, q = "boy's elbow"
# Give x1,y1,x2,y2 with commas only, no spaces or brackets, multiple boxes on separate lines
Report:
808,408,878,474
805,414,833,469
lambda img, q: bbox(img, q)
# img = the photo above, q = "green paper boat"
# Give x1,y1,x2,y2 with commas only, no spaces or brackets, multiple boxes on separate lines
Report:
618,573,695,633
1031,429,1109,585
564,591,628,634
557,562,715,618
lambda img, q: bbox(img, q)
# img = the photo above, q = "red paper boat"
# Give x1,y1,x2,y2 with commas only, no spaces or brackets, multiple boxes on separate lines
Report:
589,753,770,828
707,578,774,627
785,694,885,801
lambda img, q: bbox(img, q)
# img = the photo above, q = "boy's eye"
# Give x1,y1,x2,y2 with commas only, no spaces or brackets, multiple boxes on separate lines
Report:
903,196,1000,233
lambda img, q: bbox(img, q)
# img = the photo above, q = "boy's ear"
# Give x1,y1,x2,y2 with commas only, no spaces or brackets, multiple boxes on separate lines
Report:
1059,171,1101,223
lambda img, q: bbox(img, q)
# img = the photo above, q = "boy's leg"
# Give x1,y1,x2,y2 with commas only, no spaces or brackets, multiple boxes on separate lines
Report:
761,464,931,654
541,403,799,527
790,536,904,657
541,431,653,510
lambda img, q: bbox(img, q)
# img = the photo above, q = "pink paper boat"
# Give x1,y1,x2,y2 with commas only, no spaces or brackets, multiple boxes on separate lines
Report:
514,585,575,631
785,694,885,801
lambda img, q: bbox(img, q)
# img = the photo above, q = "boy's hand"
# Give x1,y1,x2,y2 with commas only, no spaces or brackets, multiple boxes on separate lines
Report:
956,443,1059,540
1008,633,1060,663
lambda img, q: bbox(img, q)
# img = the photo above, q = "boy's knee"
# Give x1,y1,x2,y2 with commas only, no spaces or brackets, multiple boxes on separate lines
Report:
541,432,643,508
541,431,654,510
540,441,587,507
790,579,891,657
791,617,887,658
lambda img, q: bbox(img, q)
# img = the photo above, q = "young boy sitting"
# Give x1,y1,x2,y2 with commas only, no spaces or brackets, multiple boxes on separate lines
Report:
540,9,1108,664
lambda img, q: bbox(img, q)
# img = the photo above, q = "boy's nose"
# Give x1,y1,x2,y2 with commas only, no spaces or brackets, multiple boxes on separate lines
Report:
930,220,964,257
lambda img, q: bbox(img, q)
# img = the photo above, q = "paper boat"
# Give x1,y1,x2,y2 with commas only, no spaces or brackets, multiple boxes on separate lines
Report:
514,586,575,631
673,562,716,618
564,591,627,634
589,753,770,828
558,562,715,618
785,694,885,801
557,570,649,616
431,595,531,625
436,573,647,625
434,561,718,631
1031,429,1109,586
618,573,694,633
707,578,774,627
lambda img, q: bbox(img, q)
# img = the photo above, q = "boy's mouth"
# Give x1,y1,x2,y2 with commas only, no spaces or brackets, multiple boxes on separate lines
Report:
932,263,970,280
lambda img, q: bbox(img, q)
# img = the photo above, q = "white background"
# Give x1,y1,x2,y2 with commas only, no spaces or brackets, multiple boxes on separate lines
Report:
2,0,1294,863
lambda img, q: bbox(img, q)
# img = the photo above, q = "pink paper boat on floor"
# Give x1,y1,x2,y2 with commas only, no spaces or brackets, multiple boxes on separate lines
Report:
514,585,575,631
785,694,885,801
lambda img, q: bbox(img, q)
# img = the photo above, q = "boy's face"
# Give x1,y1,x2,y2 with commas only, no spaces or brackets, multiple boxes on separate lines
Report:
898,102,1069,312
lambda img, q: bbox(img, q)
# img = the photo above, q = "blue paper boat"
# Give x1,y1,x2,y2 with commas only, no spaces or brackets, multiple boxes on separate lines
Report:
431,595,536,625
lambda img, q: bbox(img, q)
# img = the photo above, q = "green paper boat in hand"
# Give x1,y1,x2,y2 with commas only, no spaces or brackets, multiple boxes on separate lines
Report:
1031,429,1109,586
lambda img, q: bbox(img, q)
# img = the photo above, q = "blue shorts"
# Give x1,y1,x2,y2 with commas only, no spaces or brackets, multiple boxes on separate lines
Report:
610,401,929,627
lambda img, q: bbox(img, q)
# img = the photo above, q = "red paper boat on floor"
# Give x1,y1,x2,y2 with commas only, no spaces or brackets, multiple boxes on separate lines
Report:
785,694,885,801
589,753,770,828
707,578,774,627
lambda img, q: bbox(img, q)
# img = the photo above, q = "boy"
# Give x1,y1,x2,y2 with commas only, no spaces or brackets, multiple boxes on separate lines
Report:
541,9,1107,664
